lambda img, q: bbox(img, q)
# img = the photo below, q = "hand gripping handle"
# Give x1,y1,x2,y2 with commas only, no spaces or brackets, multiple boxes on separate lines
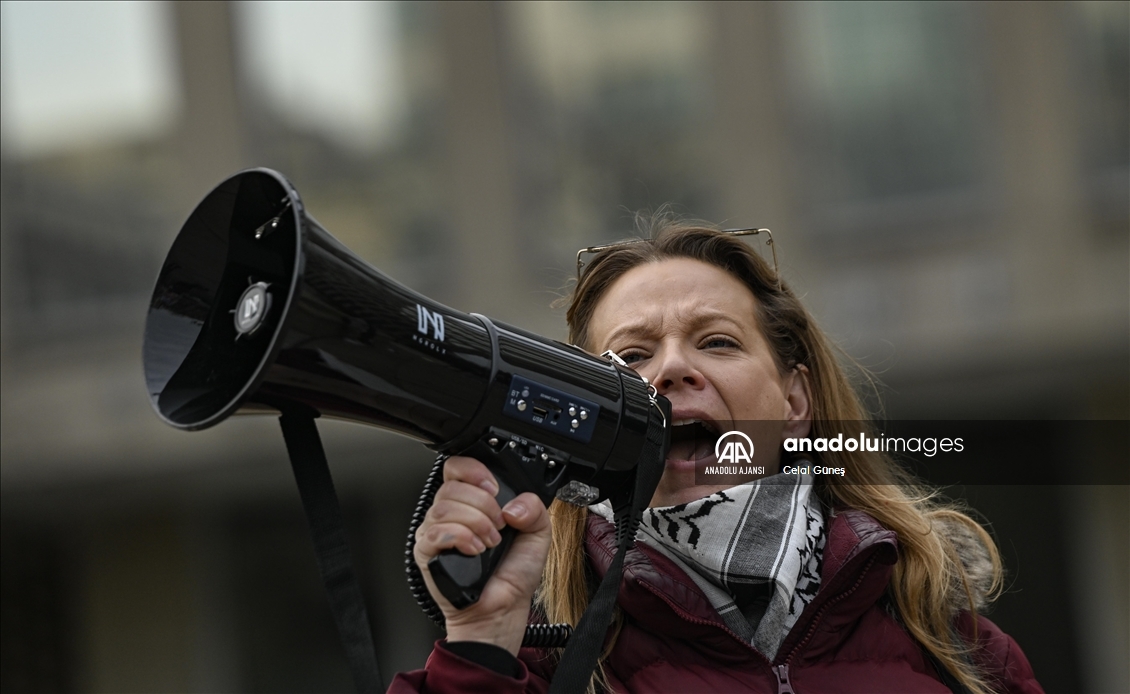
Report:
427,471,519,609
426,432,565,609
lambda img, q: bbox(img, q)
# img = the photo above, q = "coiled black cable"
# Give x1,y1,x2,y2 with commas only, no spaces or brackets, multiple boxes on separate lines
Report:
521,622,574,649
405,454,448,627
405,454,573,648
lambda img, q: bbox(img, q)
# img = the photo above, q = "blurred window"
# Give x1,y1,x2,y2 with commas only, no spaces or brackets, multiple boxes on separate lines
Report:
785,2,982,211
0,0,178,158
1074,1,1129,231
236,1,407,154
232,2,455,292
504,2,716,260
0,1,181,345
1075,1,1130,171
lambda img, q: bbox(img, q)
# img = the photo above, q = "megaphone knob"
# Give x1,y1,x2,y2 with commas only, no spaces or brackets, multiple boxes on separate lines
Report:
253,196,293,239
254,218,279,240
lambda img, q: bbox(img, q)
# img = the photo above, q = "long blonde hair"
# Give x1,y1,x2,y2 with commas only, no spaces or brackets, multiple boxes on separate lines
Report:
539,220,1003,694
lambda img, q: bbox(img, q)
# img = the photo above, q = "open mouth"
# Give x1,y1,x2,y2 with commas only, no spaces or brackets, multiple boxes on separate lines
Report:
667,419,720,461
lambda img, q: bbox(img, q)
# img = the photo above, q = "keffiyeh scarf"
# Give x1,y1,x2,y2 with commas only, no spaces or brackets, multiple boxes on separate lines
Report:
591,473,826,659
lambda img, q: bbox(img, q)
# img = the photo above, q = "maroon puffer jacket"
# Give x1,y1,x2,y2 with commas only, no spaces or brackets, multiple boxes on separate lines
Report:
390,510,1043,693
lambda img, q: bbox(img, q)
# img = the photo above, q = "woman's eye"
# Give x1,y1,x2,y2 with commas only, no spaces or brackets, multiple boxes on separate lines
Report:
619,351,647,364
702,337,737,350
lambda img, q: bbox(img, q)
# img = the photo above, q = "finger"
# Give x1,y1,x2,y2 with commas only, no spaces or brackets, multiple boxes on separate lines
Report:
415,521,491,559
423,498,504,547
500,492,550,535
432,480,505,529
442,456,499,495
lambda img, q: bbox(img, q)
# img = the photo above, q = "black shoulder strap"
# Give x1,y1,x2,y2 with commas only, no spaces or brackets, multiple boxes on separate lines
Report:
548,408,666,693
279,412,383,693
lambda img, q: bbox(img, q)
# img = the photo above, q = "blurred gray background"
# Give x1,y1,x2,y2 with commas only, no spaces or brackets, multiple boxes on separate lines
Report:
1,1,1126,692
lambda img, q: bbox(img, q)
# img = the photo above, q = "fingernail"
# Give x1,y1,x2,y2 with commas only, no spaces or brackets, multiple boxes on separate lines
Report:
489,528,502,546
479,479,498,495
505,501,526,520
472,537,485,553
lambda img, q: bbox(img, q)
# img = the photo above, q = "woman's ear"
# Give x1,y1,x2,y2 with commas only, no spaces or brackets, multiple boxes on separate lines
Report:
782,364,812,440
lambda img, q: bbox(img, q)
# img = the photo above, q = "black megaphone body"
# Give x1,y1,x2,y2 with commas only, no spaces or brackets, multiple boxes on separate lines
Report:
143,168,669,609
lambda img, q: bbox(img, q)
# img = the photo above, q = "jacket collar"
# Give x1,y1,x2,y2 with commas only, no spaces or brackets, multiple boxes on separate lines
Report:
585,507,898,664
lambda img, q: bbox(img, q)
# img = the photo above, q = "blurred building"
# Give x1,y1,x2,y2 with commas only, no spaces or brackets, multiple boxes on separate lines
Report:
1,2,1126,692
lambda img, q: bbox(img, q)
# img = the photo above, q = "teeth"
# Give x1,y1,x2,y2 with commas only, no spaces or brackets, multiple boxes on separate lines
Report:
671,418,719,434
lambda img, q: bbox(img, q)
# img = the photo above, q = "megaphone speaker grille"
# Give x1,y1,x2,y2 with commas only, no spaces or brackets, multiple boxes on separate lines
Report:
144,170,299,429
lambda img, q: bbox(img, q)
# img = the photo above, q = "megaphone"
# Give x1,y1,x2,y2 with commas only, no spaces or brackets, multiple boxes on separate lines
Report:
143,168,668,637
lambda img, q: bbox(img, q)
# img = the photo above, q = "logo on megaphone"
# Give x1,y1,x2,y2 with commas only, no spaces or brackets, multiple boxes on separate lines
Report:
715,431,754,464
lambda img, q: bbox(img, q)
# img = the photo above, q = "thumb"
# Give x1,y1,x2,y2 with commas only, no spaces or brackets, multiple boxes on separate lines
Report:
501,493,550,535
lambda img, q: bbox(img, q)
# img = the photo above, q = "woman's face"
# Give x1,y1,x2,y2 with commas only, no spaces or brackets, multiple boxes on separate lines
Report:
588,257,811,507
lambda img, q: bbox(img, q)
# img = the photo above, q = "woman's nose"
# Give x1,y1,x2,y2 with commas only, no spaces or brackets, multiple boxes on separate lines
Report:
645,344,706,396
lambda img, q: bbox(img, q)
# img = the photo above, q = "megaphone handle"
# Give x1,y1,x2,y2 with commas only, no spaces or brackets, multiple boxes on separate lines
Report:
427,471,520,609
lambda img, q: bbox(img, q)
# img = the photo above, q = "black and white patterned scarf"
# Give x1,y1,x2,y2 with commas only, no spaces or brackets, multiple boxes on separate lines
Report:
591,473,825,659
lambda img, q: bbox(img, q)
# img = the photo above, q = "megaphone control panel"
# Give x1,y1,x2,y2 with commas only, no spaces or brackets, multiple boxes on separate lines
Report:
503,375,600,444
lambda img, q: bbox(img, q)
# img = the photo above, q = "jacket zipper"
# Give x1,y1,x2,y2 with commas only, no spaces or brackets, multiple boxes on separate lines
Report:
638,552,880,694
772,554,880,694
774,664,795,694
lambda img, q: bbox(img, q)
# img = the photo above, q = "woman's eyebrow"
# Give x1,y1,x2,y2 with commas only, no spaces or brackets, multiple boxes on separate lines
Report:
604,311,747,345
682,311,746,333
604,317,663,345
